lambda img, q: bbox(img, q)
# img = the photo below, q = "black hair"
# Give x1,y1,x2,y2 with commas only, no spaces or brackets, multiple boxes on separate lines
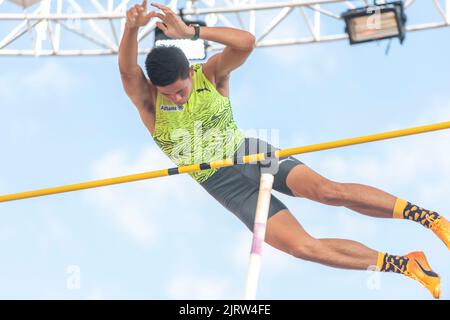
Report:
145,46,190,87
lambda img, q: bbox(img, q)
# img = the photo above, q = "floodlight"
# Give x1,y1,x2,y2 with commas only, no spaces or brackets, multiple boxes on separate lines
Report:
342,1,407,45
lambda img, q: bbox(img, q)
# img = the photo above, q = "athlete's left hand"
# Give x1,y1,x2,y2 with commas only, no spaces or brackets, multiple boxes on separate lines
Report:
151,2,194,39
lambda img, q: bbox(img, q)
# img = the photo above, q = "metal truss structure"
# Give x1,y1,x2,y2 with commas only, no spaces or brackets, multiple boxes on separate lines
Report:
0,0,449,56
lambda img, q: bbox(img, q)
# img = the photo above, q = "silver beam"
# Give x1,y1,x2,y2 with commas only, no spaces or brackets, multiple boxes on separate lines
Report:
0,0,448,56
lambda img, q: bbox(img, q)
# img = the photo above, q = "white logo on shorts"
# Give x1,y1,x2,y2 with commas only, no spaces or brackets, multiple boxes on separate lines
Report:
278,158,294,165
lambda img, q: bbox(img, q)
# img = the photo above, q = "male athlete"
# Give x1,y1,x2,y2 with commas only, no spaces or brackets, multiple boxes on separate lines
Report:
118,1,449,299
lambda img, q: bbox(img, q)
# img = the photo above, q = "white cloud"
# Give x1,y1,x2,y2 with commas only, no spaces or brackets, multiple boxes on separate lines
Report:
13,209,82,257
416,98,450,124
85,145,210,246
0,179,8,194
259,44,339,85
23,61,77,92
166,273,236,299
245,6,343,88
0,76,14,101
0,60,82,103
86,288,106,300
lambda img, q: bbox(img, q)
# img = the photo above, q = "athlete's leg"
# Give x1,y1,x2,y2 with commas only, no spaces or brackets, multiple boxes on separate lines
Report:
265,209,441,298
284,164,450,249
285,164,396,218
265,209,378,269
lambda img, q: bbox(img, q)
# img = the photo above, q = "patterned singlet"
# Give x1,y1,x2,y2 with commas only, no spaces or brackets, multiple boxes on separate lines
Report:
151,63,245,183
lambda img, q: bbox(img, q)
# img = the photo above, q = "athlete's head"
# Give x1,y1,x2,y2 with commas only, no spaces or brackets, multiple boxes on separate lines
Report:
145,46,194,105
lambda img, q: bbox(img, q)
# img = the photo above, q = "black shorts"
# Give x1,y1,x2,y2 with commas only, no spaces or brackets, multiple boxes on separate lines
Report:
199,137,304,231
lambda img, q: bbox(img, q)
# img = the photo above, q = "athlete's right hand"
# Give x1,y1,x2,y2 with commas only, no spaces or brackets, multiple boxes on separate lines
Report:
125,0,157,28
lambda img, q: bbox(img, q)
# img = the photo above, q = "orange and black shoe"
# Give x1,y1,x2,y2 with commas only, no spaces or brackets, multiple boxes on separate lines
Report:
404,251,441,299
429,216,450,250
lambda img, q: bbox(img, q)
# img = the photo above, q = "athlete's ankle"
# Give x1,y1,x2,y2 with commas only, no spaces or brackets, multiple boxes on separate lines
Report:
392,198,440,228
376,252,409,274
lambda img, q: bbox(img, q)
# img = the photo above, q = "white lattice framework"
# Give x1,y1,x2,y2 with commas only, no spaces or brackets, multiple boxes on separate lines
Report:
0,0,449,56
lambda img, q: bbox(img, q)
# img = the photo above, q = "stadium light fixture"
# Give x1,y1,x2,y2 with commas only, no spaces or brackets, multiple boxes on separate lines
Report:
342,1,407,45
154,18,207,60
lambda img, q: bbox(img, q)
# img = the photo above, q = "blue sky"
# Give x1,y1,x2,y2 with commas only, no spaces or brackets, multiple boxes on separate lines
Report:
0,1,449,299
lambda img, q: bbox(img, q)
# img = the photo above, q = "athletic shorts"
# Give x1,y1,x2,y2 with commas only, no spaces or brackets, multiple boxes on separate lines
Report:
199,137,304,231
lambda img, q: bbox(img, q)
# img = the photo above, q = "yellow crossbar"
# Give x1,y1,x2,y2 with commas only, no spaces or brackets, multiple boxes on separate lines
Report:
1,121,449,203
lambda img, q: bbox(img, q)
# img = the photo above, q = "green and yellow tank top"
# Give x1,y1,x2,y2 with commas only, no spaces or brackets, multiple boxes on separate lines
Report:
151,63,245,183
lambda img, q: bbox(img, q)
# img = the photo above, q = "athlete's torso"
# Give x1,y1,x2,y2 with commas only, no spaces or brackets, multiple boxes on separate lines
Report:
150,63,245,183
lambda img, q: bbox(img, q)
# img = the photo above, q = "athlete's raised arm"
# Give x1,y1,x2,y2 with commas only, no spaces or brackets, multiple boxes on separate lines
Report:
150,2,256,86
118,0,157,113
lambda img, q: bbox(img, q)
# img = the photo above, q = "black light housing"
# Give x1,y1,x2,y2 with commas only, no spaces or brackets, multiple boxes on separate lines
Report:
342,1,407,45
154,19,207,60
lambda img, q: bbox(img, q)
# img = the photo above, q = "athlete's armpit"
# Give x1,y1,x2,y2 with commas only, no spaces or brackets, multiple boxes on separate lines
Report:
204,44,254,85
120,66,155,113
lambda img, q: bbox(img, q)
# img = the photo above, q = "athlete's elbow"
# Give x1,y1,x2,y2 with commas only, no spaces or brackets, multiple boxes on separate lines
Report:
243,33,256,51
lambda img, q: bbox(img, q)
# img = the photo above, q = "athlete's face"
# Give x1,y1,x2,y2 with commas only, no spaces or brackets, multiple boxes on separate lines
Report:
157,67,194,105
